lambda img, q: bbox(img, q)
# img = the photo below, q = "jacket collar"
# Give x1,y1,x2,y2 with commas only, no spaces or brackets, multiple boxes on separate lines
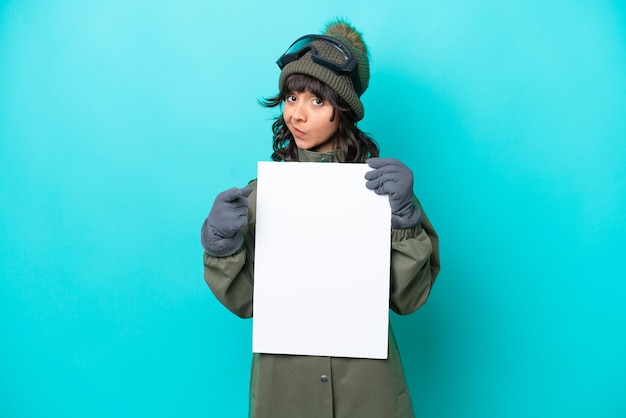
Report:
297,147,345,163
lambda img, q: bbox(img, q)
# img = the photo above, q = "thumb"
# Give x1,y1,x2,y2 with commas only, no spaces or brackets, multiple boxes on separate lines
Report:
239,187,254,198
218,187,248,203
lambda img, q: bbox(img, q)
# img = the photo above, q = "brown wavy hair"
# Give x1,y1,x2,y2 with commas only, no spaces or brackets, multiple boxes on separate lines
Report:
259,74,379,162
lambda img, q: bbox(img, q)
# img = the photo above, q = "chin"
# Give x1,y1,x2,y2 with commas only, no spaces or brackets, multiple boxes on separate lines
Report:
294,138,309,150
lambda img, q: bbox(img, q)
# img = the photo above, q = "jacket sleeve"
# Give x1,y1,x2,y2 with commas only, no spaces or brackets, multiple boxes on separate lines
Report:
389,198,440,315
202,180,257,319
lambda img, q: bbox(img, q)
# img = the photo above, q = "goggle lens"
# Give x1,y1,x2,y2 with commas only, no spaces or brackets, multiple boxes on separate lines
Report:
281,36,350,67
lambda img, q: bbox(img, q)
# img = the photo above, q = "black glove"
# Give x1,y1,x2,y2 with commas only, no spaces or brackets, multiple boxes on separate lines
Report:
365,158,421,229
201,187,253,256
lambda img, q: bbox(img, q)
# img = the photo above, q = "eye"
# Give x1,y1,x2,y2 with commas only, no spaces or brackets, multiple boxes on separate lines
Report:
312,97,324,106
285,95,297,102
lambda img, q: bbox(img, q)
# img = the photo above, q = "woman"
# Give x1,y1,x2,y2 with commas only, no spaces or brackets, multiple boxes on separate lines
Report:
201,18,440,418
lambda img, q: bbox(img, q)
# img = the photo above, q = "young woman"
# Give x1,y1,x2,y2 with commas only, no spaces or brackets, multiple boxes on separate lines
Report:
201,18,440,418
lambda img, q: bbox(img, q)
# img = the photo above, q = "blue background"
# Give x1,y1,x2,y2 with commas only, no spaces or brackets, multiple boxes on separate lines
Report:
1,0,625,417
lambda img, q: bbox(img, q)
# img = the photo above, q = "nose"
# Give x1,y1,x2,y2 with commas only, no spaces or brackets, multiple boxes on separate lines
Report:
291,101,307,122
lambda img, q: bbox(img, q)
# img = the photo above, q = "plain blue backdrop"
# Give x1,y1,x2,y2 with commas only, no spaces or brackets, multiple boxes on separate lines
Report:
1,0,625,417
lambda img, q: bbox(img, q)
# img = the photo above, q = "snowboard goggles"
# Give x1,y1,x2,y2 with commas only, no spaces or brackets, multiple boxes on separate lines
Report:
276,34,363,96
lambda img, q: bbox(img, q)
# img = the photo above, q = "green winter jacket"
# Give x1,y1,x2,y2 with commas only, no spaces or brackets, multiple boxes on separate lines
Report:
203,148,440,418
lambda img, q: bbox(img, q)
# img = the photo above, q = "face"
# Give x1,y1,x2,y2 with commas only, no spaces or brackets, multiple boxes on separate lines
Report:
283,90,340,153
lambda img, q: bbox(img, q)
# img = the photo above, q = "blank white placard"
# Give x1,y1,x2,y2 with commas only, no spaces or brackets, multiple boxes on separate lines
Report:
252,161,391,359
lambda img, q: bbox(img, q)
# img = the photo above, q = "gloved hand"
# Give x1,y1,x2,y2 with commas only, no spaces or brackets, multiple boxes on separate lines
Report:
365,158,422,229
201,187,254,257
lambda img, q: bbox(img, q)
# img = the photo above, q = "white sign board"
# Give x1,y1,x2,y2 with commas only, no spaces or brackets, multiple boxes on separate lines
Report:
252,161,391,359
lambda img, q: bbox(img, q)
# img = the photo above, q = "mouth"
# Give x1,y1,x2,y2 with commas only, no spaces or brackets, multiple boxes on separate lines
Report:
291,127,305,138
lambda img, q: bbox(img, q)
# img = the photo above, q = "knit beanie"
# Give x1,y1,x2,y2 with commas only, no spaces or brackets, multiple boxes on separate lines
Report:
278,19,370,121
